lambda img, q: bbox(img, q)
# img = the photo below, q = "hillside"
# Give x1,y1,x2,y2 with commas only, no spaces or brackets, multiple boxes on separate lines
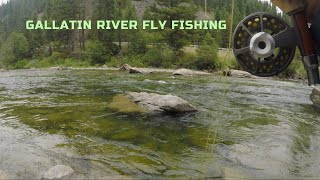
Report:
132,0,155,18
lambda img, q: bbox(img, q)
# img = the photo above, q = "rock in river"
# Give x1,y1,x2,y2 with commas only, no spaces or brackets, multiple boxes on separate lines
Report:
311,87,320,108
42,165,74,180
129,68,146,74
119,64,133,71
222,167,249,179
108,94,148,113
127,92,198,113
173,68,211,76
109,92,198,113
0,170,9,179
223,69,253,78
119,64,150,74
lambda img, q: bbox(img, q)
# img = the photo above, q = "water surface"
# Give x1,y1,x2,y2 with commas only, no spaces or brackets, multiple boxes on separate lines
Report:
0,69,319,179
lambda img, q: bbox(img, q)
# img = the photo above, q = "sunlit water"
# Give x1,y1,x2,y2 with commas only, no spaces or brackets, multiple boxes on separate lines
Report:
0,69,319,179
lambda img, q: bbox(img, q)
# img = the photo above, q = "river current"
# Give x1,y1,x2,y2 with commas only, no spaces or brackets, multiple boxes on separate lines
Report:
0,69,319,179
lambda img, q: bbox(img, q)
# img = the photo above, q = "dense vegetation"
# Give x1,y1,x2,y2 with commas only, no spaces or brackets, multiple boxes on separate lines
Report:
0,0,306,78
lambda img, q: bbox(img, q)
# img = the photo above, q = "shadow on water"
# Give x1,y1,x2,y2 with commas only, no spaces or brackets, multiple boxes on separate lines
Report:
9,104,210,152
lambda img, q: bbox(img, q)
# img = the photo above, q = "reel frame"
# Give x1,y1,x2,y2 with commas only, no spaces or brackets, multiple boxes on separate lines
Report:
233,12,297,77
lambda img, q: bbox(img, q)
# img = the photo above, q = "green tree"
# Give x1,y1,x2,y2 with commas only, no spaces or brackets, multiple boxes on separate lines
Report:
44,0,80,51
86,40,111,65
129,31,147,54
24,11,45,57
0,32,29,66
144,44,174,68
195,33,218,70
145,0,198,51
91,0,116,52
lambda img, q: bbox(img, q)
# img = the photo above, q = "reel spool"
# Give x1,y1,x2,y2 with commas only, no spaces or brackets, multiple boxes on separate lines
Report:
233,12,296,77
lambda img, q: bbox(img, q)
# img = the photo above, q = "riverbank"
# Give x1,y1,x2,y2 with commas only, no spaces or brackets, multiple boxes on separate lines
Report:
6,47,307,81
1,65,308,86
13,64,307,84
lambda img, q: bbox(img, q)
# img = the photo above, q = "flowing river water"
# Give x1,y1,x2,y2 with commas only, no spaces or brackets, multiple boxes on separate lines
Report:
0,69,319,179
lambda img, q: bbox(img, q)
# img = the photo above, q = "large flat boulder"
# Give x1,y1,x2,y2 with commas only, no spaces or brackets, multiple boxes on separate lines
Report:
109,92,198,113
311,87,320,108
127,92,198,113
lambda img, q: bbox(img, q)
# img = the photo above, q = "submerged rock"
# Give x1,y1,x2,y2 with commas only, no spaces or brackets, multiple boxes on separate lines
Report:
127,92,198,113
222,167,249,179
42,165,74,180
101,175,133,180
108,94,148,113
311,87,320,108
143,79,167,84
0,170,9,179
173,68,210,76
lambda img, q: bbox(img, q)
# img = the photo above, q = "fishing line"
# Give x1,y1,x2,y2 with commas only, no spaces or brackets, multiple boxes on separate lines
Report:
198,50,232,179
198,0,235,177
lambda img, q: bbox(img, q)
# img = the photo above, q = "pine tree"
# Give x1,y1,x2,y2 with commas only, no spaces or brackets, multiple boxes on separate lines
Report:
92,0,116,46
145,0,198,51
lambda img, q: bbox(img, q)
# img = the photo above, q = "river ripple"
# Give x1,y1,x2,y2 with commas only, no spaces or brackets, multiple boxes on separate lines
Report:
0,69,319,179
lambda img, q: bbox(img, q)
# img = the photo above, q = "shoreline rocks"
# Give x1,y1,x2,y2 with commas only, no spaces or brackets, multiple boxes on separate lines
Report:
120,64,151,74
173,68,211,76
46,64,281,81
223,69,254,78
311,87,320,108
120,64,212,76
119,64,133,71
129,68,148,74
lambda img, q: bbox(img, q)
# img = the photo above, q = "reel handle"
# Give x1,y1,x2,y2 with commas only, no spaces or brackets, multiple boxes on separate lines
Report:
292,11,320,85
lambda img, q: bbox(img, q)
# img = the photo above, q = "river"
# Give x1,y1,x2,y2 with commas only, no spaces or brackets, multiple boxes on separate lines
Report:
0,69,319,179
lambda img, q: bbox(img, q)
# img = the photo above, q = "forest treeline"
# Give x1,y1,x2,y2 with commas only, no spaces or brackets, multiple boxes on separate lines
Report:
0,0,304,78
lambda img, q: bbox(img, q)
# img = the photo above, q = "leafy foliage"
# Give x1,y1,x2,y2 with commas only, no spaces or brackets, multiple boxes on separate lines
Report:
86,40,111,65
144,45,174,68
0,32,29,66
195,33,218,70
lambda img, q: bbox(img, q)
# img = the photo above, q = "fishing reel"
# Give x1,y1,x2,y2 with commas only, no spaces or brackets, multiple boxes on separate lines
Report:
233,12,296,77
233,10,320,85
